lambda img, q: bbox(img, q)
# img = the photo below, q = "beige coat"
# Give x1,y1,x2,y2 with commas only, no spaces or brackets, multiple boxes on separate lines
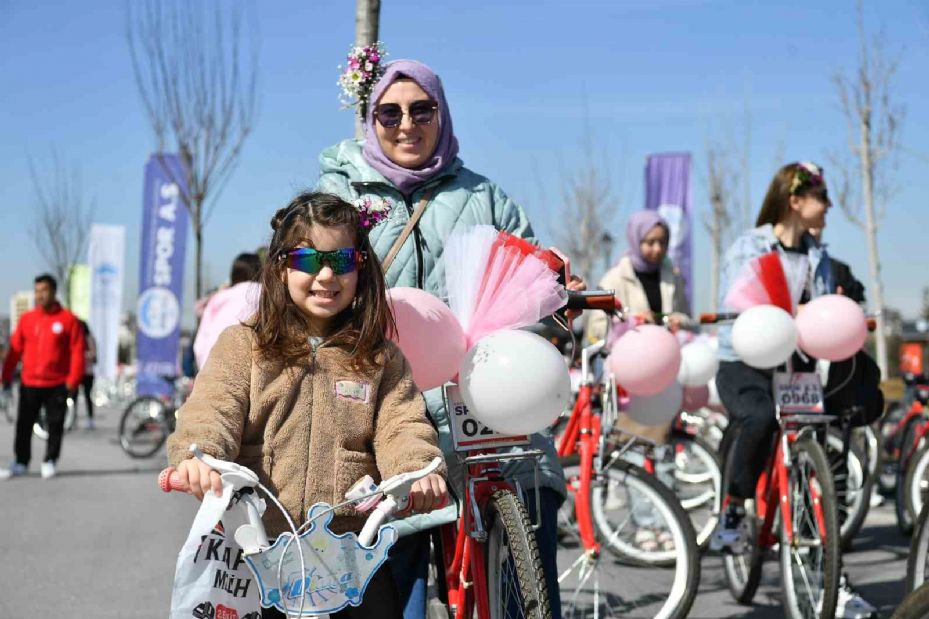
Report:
583,255,690,442
167,325,444,537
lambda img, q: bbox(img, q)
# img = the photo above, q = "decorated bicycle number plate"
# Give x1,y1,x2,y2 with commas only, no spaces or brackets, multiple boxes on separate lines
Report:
444,384,530,452
773,372,824,414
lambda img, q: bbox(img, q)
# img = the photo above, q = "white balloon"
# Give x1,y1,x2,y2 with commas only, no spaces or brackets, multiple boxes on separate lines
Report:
677,341,719,386
626,382,684,427
732,305,797,369
458,329,571,436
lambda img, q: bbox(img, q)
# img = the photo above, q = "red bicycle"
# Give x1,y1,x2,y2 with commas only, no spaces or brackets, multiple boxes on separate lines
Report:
555,291,699,619
703,312,841,618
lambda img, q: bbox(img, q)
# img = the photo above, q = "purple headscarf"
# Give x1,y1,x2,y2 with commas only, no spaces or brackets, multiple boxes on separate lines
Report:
361,60,460,195
625,210,669,273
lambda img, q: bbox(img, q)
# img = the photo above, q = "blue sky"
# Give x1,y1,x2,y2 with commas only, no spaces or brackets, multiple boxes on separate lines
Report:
2,0,928,327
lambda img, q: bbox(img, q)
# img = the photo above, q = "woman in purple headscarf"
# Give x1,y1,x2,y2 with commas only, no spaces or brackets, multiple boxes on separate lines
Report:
585,210,691,343
317,58,580,619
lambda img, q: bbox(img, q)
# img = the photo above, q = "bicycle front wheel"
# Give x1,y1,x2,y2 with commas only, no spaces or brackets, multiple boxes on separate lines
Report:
119,396,170,458
780,434,840,619
669,431,722,550
906,501,929,593
484,489,551,619
825,428,871,550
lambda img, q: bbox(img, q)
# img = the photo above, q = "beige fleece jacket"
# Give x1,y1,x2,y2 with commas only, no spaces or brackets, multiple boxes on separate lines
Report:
167,324,444,537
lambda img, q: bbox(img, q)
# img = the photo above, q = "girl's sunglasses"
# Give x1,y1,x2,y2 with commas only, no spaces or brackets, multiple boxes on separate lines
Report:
283,247,364,275
373,100,438,128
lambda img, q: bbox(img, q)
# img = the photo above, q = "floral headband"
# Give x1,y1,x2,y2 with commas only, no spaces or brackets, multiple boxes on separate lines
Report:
789,162,825,195
355,196,391,230
338,42,388,117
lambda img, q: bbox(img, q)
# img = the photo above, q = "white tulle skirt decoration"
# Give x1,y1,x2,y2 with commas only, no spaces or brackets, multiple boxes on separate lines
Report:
444,226,568,347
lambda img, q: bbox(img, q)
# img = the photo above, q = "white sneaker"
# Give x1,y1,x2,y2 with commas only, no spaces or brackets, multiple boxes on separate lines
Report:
0,462,27,479
710,504,749,555
835,574,878,618
86,418,96,431
40,461,57,479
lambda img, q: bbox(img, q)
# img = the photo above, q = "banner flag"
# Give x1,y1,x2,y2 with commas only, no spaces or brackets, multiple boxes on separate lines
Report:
68,264,91,321
136,154,188,396
89,225,126,381
645,153,693,306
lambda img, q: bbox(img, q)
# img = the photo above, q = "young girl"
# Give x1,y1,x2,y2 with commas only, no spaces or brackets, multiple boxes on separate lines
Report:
167,191,447,619
709,163,875,617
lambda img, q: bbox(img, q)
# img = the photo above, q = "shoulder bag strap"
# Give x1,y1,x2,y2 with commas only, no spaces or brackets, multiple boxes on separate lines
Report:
381,189,432,273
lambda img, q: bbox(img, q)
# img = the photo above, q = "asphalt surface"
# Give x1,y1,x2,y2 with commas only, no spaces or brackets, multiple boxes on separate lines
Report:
0,402,912,618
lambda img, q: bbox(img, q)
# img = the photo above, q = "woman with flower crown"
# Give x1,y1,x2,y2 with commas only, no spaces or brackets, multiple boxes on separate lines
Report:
316,50,580,619
708,162,877,617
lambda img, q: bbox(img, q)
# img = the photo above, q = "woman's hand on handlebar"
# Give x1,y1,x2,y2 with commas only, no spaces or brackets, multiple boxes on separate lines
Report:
565,275,587,320
408,473,448,514
175,457,223,500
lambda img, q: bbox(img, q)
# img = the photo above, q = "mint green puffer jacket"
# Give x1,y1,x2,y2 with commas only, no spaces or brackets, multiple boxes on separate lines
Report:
316,139,566,536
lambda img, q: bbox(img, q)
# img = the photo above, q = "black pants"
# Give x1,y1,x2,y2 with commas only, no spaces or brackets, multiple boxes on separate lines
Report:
15,384,69,465
260,563,401,619
80,374,94,419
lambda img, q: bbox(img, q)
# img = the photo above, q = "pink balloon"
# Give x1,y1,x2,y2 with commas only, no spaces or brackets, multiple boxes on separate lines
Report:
796,294,867,361
387,287,467,391
681,385,710,411
608,325,682,396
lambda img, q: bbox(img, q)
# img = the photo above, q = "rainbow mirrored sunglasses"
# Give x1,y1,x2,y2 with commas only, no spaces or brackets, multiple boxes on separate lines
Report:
282,247,365,275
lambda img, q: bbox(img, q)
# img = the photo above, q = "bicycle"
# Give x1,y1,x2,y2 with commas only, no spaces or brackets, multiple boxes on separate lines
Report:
431,383,552,619
555,290,699,619
703,311,841,619
161,444,443,617
906,501,929,593
119,375,193,458
885,377,929,534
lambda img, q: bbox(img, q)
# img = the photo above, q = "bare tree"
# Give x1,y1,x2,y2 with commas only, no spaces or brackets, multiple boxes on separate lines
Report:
550,141,618,285
702,140,741,311
28,151,95,308
127,0,259,300
831,0,904,378
355,0,381,138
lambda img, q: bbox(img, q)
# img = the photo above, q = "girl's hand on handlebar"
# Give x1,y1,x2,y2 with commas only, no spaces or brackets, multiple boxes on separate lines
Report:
175,458,223,500
634,311,656,325
565,275,587,320
408,473,448,514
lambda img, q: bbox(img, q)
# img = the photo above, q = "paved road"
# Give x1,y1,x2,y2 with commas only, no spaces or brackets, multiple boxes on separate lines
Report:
0,403,912,617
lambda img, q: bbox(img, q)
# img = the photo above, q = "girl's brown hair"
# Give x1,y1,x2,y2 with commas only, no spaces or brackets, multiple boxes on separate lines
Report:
254,191,395,371
756,162,830,227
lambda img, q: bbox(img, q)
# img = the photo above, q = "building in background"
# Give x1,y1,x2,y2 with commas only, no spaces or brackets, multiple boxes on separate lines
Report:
9,291,34,334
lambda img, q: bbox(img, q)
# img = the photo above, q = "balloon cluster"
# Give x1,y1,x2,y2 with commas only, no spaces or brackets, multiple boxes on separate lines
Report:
386,287,570,436
732,294,866,368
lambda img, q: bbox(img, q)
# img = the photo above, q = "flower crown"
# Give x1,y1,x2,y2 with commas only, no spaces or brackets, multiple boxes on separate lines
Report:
338,42,388,117
355,196,392,230
789,162,825,195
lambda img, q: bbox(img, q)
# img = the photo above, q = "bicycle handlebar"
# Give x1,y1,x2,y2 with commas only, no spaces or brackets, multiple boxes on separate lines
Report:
566,290,622,313
700,311,877,332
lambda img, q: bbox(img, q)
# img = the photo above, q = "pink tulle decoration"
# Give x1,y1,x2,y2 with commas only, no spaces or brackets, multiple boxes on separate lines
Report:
444,226,568,347
724,251,808,315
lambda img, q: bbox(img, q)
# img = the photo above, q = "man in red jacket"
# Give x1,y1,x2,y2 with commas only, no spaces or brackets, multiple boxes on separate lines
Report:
1,274,85,479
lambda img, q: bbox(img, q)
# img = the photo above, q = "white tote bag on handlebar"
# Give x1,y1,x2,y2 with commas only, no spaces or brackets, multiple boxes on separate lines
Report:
170,482,262,619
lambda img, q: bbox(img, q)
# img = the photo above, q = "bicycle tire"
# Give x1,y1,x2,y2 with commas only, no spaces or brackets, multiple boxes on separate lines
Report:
559,456,698,619
668,431,722,550
892,581,929,619
825,428,871,550
906,502,929,593
779,433,840,619
33,396,77,440
119,396,170,458
719,424,765,605
905,443,929,532
898,416,925,534
484,489,551,619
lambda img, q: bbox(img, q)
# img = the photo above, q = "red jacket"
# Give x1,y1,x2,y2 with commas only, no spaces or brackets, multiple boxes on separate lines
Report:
2,303,85,389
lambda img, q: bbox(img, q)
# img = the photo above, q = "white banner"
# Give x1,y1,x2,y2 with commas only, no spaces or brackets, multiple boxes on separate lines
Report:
89,224,126,380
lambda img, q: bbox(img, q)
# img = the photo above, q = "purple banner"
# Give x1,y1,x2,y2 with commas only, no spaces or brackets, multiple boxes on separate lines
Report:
644,153,693,306
136,154,188,396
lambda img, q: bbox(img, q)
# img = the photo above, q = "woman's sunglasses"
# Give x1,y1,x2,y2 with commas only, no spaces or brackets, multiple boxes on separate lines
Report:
373,100,438,128
283,247,365,275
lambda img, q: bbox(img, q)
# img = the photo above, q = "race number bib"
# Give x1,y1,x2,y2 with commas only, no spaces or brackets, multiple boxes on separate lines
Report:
773,372,824,414
444,385,530,452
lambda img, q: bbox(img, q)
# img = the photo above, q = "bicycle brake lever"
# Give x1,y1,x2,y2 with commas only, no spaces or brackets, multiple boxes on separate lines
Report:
377,457,443,512
188,443,260,491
